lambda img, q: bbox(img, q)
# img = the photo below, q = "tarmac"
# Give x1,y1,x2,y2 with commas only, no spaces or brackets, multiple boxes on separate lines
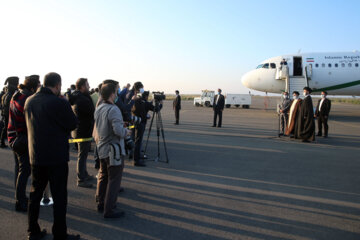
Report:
0,96,359,240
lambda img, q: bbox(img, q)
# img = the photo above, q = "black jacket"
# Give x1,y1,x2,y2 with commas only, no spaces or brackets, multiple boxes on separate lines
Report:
213,94,225,111
132,98,161,124
173,95,181,110
1,84,17,118
315,98,331,116
25,87,78,166
69,90,95,138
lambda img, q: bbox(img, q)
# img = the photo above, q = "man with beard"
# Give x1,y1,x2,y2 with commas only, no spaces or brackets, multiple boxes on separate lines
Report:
285,91,302,138
69,78,95,188
298,87,315,142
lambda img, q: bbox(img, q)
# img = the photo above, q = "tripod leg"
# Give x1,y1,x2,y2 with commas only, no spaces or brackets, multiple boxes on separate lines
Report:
144,112,156,154
157,112,170,163
156,112,161,161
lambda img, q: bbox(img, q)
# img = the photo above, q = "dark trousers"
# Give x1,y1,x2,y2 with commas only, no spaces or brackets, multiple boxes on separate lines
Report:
14,151,31,202
0,118,8,145
280,113,288,134
317,114,329,136
96,158,124,217
134,123,145,163
175,108,180,124
28,163,68,239
77,141,91,182
213,109,223,127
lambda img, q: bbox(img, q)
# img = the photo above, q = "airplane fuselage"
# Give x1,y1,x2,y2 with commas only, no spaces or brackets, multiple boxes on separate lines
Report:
241,52,360,95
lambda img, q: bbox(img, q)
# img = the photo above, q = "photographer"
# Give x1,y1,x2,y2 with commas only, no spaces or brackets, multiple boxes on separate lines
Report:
131,91,162,167
94,82,130,218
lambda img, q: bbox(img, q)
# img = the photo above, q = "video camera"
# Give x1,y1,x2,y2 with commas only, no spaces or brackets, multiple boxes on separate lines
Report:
152,91,166,102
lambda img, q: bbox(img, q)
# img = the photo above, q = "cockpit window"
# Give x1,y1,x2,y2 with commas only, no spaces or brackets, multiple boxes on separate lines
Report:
270,63,276,69
262,63,269,69
256,64,263,69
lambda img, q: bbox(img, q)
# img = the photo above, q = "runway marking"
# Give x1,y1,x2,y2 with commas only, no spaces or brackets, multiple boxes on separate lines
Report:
146,138,283,153
155,167,360,197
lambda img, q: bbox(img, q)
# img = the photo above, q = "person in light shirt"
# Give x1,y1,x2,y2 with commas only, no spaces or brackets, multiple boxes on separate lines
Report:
314,91,331,138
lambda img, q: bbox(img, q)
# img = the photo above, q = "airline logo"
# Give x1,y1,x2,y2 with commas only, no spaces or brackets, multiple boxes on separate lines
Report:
306,58,314,62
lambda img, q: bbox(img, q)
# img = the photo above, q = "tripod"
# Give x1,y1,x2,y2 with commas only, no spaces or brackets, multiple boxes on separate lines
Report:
144,102,169,163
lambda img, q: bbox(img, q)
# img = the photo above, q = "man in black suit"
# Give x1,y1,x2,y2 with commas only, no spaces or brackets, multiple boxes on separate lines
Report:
25,72,80,240
314,91,331,138
173,90,181,125
212,88,225,128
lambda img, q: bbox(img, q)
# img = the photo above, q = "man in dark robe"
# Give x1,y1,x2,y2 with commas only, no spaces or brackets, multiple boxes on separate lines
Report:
297,87,315,142
285,91,302,137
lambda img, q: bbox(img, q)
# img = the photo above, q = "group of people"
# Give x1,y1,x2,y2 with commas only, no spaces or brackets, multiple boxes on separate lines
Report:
279,87,331,142
0,73,185,240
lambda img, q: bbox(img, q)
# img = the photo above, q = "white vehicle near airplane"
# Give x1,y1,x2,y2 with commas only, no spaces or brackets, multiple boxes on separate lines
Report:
241,51,360,96
194,90,251,108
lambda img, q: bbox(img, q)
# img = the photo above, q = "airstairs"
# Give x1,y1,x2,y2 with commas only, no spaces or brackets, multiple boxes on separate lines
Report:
276,65,311,99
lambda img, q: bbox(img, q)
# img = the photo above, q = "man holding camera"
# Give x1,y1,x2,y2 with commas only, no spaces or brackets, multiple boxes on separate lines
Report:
94,82,130,218
131,91,162,167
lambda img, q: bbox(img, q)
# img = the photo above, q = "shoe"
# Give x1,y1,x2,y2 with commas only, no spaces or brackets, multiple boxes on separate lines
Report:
211,125,216,127
118,187,124,193
77,181,93,188
28,229,47,240
317,133,322,137
324,135,328,138
104,210,125,218
15,200,28,212
134,161,146,167
302,139,310,143
97,204,104,213
290,136,295,138
217,126,221,128
85,175,96,181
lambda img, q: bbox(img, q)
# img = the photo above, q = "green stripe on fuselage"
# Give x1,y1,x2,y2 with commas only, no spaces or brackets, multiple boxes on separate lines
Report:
312,80,360,92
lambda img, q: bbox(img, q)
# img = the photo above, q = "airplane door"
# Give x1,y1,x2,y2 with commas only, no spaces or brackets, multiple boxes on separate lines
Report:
293,57,302,76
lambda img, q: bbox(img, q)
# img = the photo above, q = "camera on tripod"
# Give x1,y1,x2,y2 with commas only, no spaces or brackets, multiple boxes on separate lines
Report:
152,91,166,102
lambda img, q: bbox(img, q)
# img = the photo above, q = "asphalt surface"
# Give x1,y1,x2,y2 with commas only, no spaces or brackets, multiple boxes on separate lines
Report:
0,96,359,240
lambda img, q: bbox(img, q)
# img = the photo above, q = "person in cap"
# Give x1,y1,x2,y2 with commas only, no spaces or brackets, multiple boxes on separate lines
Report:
297,87,315,142
314,91,331,138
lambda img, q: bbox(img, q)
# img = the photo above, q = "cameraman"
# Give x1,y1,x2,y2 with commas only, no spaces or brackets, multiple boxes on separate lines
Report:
131,91,161,167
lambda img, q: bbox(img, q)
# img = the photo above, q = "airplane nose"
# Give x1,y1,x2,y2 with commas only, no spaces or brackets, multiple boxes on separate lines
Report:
241,72,251,88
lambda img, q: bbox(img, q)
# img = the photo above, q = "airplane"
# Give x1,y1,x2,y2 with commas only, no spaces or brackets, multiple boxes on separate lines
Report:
241,51,360,96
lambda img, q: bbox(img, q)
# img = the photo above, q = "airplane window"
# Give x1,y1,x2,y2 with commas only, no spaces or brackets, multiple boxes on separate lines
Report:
356,63,359,67
328,63,332,67
256,64,263,69
341,63,345,67
270,63,276,68
315,63,319,68
349,63,352,67
335,63,338,67
262,63,269,69
322,63,325,67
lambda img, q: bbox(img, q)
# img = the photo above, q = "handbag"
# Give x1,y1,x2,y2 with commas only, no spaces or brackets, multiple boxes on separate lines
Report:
108,143,122,166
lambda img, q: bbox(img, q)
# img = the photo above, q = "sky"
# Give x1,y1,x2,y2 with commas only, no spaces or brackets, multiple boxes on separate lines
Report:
1,0,360,94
